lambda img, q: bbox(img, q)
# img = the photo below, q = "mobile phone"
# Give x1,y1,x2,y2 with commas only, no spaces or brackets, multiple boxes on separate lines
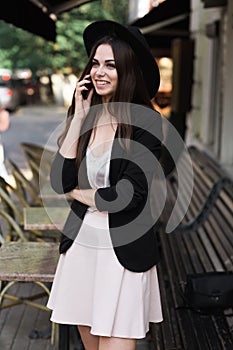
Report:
82,81,94,100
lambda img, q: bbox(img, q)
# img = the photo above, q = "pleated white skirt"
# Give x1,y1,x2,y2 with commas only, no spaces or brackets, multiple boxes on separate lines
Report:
47,210,163,339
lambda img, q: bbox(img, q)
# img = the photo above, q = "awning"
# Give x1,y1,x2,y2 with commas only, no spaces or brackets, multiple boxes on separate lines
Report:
0,0,97,42
131,0,190,51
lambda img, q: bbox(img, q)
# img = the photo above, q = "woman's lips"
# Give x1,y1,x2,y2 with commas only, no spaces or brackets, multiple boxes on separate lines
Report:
96,80,109,87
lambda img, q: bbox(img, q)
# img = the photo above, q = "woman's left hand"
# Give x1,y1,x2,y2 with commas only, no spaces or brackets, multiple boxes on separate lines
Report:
66,188,97,208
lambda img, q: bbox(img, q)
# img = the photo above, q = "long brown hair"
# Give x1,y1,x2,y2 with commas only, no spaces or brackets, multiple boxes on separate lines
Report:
58,36,155,168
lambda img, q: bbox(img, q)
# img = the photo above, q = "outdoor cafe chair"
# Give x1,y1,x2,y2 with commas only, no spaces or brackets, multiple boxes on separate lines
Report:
5,158,42,206
0,176,59,243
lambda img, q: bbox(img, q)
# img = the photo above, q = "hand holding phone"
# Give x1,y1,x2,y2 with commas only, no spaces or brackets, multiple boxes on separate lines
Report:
82,80,94,100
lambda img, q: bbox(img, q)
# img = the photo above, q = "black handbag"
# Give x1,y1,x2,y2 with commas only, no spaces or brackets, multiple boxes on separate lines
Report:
179,272,233,314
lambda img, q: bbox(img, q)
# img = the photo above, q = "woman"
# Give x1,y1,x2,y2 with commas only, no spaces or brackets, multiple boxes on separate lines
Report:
47,20,163,350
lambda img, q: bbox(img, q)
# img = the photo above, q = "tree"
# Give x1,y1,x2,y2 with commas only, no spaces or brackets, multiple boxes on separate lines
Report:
53,1,109,73
0,21,54,74
102,0,129,23
0,0,129,75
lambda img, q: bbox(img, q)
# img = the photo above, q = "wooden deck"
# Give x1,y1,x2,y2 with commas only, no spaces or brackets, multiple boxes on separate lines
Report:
0,282,54,350
0,283,152,350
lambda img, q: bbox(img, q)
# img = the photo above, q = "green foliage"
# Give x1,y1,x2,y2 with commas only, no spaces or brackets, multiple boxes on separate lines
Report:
102,0,129,23
0,0,129,75
0,21,55,74
54,1,109,73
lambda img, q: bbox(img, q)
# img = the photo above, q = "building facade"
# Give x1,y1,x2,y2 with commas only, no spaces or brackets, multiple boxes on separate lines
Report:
188,0,233,175
129,0,233,176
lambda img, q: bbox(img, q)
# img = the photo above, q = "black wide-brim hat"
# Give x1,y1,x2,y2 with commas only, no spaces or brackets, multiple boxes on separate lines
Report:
83,20,160,99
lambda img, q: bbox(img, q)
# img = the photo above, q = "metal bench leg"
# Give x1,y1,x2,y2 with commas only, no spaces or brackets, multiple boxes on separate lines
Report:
59,324,70,350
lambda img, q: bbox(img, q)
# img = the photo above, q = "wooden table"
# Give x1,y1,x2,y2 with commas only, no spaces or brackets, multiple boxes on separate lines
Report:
0,242,60,346
22,206,72,350
23,206,69,231
0,241,59,283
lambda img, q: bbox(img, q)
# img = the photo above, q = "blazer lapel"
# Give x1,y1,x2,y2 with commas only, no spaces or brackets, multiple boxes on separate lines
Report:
109,130,127,185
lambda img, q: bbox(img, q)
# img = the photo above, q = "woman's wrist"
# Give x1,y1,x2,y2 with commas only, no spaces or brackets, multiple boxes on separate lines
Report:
73,188,97,207
59,116,82,157
72,113,83,124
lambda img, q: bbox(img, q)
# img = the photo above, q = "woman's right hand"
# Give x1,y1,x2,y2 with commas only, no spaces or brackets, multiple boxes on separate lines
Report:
59,75,94,157
74,74,94,121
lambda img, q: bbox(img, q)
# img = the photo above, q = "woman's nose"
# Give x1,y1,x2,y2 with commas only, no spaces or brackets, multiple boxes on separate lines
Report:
96,65,105,75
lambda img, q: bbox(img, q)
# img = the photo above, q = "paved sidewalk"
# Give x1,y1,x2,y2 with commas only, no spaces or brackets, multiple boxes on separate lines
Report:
14,104,67,119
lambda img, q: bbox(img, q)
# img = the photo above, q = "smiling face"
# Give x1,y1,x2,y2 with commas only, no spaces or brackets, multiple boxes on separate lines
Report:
90,44,118,102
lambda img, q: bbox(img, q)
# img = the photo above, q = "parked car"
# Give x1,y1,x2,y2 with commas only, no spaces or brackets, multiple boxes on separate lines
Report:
0,69,21,112
0,68,35,112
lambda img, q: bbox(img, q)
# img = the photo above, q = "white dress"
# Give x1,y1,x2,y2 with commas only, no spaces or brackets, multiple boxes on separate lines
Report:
47,143,163,339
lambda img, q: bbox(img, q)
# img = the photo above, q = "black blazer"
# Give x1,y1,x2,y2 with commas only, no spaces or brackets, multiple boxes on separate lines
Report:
50,107,162,272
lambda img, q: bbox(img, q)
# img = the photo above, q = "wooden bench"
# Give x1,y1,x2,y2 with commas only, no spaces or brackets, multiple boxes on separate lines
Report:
151,145,233,349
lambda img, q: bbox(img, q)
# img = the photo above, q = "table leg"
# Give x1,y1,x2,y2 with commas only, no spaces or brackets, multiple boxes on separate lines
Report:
59,324,70,350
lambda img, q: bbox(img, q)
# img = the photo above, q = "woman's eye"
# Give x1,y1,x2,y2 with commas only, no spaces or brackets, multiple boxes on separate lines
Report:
107,63,116,69
91,61,99,67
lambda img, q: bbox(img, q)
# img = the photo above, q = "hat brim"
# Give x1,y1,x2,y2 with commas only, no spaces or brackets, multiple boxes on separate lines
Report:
83,20,160,98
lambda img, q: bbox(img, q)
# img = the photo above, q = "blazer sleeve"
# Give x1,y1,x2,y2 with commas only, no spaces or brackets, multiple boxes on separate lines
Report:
95,114,162,213
50,151,78,194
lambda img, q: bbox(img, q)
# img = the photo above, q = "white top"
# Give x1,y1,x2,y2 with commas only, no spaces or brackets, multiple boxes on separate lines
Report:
86,146,111,188
86,143,112,213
